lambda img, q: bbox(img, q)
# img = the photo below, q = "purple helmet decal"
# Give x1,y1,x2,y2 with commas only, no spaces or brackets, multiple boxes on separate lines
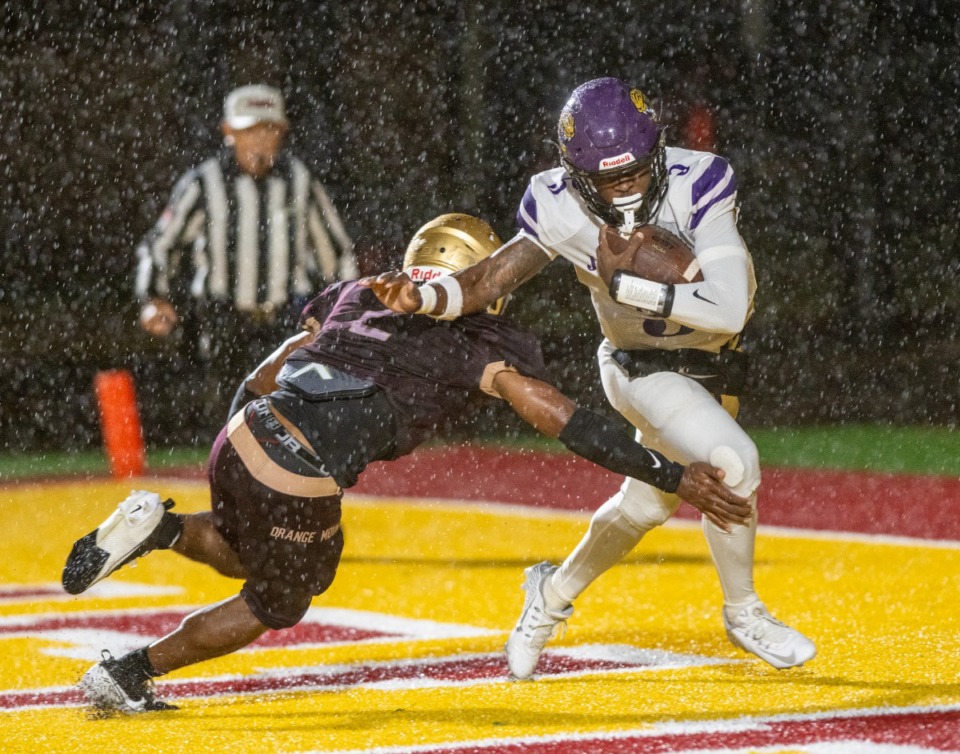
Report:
557,78,668,230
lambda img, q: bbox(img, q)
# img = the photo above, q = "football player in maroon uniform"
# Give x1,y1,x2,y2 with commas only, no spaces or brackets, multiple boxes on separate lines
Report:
63,214,748,714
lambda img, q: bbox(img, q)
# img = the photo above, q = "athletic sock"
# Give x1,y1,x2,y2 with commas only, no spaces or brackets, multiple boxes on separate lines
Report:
154,511,184,549
702,493,758,606
118,646,164,682
551,497,644,606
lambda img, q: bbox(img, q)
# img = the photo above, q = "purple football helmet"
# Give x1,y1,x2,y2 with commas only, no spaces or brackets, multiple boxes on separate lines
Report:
558,77,667,231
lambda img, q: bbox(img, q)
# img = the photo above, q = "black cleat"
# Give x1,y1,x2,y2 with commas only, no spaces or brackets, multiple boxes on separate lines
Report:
79,651,178,714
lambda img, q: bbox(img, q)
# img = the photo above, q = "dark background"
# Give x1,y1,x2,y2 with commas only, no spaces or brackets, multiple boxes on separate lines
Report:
2,0,958,452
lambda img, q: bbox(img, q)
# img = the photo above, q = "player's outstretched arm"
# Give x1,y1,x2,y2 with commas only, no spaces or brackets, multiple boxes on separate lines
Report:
451,237,551,314
493,370,751,530
358,271,423,313
359,236,550,317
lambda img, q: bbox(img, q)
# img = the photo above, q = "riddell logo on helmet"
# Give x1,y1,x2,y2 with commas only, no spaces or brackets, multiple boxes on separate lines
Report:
600,152,636,170
408,267,446,282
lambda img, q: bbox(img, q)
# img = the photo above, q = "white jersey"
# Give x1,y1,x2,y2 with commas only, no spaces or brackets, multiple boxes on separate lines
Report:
514,147,756,352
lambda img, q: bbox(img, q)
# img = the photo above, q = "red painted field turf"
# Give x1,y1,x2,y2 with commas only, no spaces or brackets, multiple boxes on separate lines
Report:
351,445,960,541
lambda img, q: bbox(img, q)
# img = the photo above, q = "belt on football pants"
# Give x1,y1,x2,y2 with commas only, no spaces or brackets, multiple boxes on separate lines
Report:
227,409,340,497
611,347,748,397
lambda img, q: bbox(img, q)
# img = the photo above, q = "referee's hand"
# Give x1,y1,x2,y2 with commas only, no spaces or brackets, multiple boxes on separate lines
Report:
139,297,179,336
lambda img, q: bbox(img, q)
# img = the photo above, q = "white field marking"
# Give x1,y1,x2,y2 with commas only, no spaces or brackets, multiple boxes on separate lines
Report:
38,630,159,660
0,603,207,662
248,646,733,694
0,603,493,637
83,579,185,598
266,642,736,678
307,701,960,754
559,643,733,669
752,521,960,549
343,492,593,522
0,683,84,713
294,606,498,641
0,604,497,661
0,644,735,712
0,580,183,604
344,494,960,548
0,603,197,631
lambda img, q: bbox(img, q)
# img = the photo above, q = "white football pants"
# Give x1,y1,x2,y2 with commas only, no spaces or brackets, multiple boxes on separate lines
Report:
551,340,761,609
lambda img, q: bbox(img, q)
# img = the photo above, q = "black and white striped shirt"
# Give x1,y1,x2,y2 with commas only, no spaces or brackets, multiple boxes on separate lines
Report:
135,150,357,315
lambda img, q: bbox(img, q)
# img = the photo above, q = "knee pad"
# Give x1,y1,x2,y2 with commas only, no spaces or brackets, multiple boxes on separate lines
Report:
614,477,680,533
241,581,314,630
708,443,760,498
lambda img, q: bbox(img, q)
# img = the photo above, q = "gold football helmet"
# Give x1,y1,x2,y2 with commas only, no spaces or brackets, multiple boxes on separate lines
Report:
402,213,507,315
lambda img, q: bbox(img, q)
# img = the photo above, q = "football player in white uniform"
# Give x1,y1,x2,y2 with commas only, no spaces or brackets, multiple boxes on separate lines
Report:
363,77,816,675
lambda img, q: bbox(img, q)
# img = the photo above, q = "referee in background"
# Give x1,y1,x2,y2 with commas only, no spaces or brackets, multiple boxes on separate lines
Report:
135,84,357,436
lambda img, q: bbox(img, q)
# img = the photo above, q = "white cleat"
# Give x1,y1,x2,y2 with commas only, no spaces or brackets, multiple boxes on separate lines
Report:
62,490,175,595
505,561,573,680
723,600,816,669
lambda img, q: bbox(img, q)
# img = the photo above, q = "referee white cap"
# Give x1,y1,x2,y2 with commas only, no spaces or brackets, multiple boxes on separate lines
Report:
224,85,288,129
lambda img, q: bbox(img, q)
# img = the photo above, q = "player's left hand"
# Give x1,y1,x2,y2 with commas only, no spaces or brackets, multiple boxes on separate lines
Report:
676,462,752,532
596,224,645,287
358,271,422,313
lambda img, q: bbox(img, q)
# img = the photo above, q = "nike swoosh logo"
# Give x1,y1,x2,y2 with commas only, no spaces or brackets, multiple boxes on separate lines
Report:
129,506,142,514
729,629,800,667
105,669,148,710
646,451,662,469
692,289,717,305
763,648,796,666
123,693,148,711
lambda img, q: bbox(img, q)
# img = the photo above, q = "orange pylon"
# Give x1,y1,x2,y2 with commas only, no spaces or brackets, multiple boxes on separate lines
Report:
94,369,146,478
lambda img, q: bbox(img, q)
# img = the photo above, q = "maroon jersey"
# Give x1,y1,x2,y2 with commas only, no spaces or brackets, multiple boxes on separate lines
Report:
281,280,549,461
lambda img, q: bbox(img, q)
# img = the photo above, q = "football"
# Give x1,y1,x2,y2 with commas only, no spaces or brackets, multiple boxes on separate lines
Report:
601,224,702,286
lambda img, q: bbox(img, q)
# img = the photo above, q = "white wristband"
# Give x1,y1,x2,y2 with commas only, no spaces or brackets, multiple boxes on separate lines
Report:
432,276,464,320
415,283,438,314
612,272,672,316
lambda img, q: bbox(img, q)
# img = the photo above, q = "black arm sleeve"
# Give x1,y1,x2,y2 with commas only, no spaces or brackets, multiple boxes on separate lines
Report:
558,407,684,493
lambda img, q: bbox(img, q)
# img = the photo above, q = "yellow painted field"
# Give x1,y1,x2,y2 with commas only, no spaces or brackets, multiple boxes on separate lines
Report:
2,478,959,753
